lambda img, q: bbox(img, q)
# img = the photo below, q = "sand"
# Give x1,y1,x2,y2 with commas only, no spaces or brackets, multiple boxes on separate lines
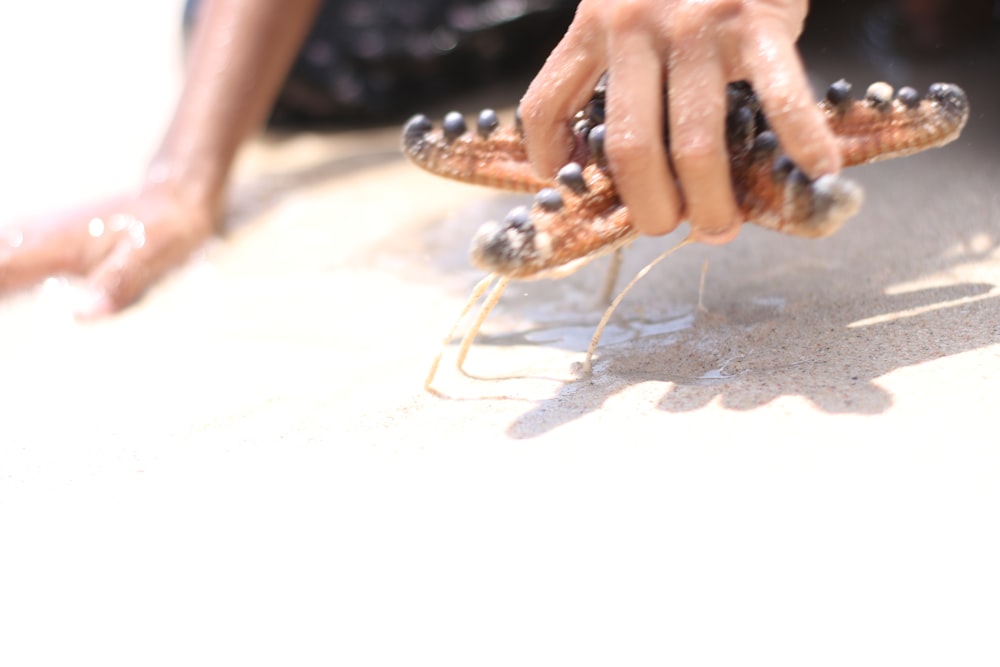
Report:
1,2,998,664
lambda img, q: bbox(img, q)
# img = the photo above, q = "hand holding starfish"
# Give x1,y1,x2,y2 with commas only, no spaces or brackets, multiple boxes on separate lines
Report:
519,0,840,244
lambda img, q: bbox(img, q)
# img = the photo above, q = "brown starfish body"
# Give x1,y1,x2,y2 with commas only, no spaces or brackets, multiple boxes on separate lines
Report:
402,79,969,385
403,79,969,280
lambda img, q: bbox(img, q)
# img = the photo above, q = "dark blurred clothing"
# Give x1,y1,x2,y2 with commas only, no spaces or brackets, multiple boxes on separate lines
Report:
184,0,996,127
185,0,579,126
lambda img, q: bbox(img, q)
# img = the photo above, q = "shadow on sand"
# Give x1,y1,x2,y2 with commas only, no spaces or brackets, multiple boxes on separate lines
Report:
415,19,1000,438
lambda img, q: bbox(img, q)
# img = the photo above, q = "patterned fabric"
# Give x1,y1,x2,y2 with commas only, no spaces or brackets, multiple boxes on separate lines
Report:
184,0,579,126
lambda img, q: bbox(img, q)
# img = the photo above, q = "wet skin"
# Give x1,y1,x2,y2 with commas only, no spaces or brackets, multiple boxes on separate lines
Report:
0,0,322,317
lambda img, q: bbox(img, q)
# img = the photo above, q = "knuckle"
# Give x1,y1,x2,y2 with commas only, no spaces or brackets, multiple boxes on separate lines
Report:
692,0,742,22
608,0,655,33
671,0,742,35
767,92,810,122
605,129,659,172
519,85,568,142
670,130,724,172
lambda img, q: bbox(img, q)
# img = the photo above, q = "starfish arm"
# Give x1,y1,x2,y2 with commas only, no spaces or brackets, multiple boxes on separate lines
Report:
468,165,638,280
402,80,969,279
402,112,544,193
821,81,969,167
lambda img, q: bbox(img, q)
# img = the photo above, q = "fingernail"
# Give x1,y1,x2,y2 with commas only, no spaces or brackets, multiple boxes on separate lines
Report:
695,223,742,246
73,289,113,320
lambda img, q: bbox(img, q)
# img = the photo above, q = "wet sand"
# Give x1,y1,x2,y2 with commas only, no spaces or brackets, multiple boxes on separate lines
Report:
1,2,999,664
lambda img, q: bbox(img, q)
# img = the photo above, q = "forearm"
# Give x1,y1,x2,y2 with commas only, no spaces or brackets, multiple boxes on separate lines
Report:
148,0,321,208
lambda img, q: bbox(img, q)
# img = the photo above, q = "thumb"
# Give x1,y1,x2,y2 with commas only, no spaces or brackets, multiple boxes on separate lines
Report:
74,238,151,320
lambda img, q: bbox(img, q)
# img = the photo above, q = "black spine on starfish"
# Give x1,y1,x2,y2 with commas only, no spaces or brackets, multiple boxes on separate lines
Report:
402,79,968,280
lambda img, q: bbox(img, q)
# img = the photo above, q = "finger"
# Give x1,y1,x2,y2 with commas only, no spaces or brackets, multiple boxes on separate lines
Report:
666,40,740,242
0,226,76,291
75,220,183,319
745,24,841,177
603,16,682,236
0,202,129,290
75,239,146,319
520,12,606,177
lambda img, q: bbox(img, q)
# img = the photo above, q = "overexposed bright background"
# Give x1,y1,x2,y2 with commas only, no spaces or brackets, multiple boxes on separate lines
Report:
1,3,998,666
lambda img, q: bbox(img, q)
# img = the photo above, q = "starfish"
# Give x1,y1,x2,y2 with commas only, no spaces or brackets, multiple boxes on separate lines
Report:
402,78,969,385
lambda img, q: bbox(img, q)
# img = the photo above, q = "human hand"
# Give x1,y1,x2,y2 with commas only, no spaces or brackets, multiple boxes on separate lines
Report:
519,0,840,244
0,180,219,318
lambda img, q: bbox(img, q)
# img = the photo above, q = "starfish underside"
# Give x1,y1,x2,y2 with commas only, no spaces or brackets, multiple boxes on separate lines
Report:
402,78,969,386
403,78,969,280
